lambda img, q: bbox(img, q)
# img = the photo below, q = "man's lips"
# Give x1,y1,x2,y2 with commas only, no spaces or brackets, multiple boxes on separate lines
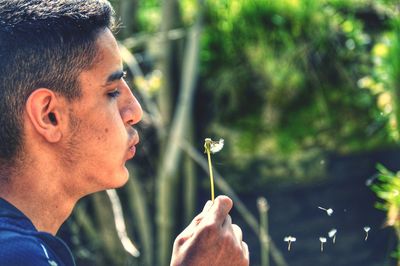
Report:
127,133,139,159
128,145,136,158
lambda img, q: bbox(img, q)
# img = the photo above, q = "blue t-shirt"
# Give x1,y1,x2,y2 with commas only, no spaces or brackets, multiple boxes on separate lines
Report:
0,198,75,266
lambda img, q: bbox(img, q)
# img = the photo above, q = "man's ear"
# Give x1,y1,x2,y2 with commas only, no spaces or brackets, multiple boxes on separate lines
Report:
25,89,63,143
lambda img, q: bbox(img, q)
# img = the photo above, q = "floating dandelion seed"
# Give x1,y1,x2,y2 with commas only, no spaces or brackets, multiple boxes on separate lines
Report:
318,206,333,216
328,229,337,244
365,174,378,186
284,236,296,251
364,226,371,241
204,138,224,202
319,237,327,252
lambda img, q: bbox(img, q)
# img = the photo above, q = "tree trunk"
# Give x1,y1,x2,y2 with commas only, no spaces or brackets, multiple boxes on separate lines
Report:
157,0,182,128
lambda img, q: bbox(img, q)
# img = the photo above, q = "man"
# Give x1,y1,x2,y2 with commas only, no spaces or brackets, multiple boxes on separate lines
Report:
0,1,249,266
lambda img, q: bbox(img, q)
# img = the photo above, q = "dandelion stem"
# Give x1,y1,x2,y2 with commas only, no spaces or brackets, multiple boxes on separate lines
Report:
206,146,215,202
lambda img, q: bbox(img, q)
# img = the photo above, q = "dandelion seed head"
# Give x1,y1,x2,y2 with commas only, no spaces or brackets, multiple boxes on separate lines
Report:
210,138,224,153
364,226,371,232
319,237,327,243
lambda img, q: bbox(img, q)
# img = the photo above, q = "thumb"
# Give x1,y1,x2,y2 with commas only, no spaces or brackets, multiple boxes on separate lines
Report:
207,195,233,226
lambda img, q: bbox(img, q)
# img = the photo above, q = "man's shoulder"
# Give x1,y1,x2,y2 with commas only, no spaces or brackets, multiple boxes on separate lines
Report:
0,202,75,266
0,226,39,243
0,229,50,265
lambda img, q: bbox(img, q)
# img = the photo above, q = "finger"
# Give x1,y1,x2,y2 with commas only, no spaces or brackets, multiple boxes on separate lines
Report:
222,214,232,228
232,224,243,245
192,200,213,225
207,195,233,225
179,200,214,238
242,241,250,262
202,200,213,213
222,219,243,248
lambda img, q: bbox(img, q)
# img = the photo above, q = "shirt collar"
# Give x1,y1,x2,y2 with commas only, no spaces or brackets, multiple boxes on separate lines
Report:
0,197,37,231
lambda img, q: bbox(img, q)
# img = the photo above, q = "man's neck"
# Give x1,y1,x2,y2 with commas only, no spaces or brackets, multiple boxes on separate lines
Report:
0,170,78,235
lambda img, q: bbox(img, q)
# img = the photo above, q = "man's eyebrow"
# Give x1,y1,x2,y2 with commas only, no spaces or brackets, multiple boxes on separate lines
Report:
105,70,126,84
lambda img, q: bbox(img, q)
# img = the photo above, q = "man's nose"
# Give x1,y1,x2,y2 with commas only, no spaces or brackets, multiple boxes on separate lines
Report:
121,85,143,126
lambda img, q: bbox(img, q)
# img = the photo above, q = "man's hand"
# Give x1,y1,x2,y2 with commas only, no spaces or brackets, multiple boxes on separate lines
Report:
170,195,249,266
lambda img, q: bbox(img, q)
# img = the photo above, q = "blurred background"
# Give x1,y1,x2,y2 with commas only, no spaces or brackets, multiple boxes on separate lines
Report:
59,0,400,265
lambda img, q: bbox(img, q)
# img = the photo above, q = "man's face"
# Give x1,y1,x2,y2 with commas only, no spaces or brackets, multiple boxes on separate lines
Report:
62,29,142,194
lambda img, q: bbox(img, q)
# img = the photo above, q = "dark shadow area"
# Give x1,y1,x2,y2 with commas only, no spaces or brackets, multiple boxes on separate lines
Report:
231,149,400,266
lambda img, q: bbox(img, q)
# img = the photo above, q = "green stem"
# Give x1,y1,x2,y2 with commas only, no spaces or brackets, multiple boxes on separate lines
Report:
206,148,215,202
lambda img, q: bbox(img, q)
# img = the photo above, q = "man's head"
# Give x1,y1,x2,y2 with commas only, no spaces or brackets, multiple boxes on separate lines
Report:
0,0,115,166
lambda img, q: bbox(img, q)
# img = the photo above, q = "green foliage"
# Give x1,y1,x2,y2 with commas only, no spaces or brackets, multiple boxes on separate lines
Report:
202,0,395,153
134,0,200,32
372,164,400,213
136,0,161,32
369,12,400,262
371,164,400,258
195,0,400,190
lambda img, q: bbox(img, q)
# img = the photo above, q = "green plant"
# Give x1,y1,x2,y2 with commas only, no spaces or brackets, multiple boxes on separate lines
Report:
371,164,400,258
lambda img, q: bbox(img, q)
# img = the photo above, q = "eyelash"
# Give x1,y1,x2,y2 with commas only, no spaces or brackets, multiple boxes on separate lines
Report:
108,89,121,99
107,71,127,99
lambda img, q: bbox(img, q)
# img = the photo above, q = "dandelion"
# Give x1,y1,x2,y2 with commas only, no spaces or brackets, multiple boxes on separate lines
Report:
318,206,333,216
204,138,224,202
364,226,371,241
319,237,327,252
284,236,296,251
328,229,337,244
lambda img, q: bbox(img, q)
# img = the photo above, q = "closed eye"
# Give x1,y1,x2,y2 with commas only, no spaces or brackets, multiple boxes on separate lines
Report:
108,89,121,98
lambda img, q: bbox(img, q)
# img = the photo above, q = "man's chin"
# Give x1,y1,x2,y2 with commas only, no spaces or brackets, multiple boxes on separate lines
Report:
108,168,130,189
96,168,130,191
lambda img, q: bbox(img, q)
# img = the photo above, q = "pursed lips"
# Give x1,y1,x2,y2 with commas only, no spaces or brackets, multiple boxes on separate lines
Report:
127,129,139,159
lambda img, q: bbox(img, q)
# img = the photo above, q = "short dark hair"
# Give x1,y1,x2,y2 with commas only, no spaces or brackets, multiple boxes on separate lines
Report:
0,0,115,163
